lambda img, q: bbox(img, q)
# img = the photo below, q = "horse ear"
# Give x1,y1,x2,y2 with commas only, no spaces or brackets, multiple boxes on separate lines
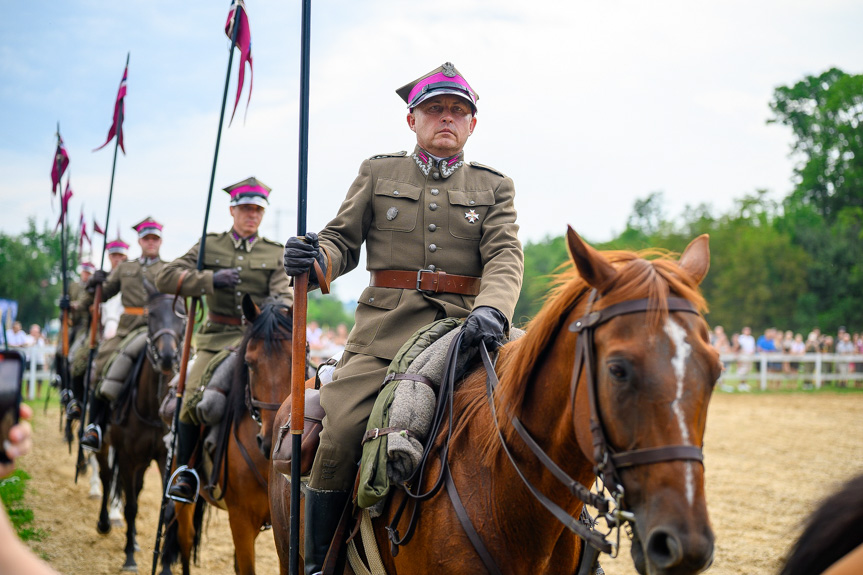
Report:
566,226,616,290
242,294,260,323
678,234,710,286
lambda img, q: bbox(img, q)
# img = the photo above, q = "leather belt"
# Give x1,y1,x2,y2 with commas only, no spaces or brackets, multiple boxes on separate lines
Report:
123,307,147,316
370,269,481,296
208,311,243,326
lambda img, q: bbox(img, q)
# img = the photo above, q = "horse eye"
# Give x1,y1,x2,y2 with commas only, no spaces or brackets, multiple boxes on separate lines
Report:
607,362,628,381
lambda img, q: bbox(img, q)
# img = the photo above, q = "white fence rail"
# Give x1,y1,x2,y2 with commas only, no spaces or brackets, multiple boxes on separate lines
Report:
718,352,863,390
7,344,57,400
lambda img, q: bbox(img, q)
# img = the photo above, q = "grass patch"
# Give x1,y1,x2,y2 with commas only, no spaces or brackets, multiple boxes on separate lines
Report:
1,466,47,542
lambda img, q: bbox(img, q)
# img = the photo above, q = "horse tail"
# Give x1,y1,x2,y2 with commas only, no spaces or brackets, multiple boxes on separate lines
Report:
160,501,180,569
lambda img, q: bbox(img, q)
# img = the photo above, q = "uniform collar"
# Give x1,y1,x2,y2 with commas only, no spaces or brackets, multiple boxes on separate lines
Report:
138,256,160,266
411,146,465,180
231,229,258,253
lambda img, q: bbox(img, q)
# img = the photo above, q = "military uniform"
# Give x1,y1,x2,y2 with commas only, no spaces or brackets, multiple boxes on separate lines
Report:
155,230,293,423
82,257,166,384
308,144,523,491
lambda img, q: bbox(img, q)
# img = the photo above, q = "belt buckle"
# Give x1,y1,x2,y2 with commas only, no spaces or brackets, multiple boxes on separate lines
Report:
416,268,437,295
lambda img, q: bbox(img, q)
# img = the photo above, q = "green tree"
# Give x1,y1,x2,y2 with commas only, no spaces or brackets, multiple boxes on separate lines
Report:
307,291,355,331
0,218,76,329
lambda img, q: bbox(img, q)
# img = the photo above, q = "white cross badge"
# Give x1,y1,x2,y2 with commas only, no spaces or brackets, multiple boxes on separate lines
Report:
464,209,480,223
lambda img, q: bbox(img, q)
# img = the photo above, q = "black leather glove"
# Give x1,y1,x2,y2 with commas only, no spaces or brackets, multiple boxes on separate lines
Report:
59,295,71,311
213,268,240,289
283,232,327,282
460,306,508,351
86,270,108,292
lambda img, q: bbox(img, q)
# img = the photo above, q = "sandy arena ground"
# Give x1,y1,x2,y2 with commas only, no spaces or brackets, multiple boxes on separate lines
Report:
15,392,863,575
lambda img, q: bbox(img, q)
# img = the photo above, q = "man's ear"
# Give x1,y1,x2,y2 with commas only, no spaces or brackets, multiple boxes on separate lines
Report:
406,113,416,132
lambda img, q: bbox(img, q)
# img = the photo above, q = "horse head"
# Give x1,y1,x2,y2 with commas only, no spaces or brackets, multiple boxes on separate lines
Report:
144,277,185,376
240,294,293,459
565,227,718,574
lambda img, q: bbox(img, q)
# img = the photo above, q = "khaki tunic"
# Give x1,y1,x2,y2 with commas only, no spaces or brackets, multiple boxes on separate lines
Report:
82,258,167,383
310,145,524,490
155,231,293,424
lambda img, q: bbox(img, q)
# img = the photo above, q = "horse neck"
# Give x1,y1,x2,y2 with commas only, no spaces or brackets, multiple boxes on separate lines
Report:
453,303,596,563
136,359,163,418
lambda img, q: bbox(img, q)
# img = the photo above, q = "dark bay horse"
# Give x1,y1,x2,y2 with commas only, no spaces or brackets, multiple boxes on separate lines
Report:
162,297,293,575
95,281,184,571
271,227,719,575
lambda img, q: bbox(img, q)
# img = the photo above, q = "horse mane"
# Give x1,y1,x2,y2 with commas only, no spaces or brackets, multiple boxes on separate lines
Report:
452,248,708,463
780,472,863,575
229,301,293,422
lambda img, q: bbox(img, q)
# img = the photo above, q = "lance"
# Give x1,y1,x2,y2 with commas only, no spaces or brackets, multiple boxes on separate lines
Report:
151,14,241,574
289,1,313,573
55,124,73,435
76,52,129,483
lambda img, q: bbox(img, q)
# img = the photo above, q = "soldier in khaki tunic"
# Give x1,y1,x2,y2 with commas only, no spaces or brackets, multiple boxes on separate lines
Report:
157,178,293,501
283,62,523,574
63,260,95,419
80,218,167,450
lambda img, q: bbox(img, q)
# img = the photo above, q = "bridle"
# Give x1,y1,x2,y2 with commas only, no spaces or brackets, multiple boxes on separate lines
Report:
390,290,707,575
146,293,183,375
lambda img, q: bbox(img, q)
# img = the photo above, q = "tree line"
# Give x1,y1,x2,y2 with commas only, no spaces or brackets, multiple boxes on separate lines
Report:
4,68,860,336
515,68,863,335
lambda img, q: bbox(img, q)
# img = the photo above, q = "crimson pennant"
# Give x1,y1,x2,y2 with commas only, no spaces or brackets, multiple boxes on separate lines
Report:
225,0,253,124
93,216,106,236
55,180,74,232
94,63,128,153
51,133,70,194
79,209,91,254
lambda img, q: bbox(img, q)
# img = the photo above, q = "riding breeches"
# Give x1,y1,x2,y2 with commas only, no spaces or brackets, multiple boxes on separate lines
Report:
309,351,389,492
92,336,122,390
178,349,218,426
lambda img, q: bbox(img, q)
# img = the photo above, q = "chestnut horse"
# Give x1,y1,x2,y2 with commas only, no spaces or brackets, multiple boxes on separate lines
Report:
95,282,184,571
271,227,719,575
161,297,293,575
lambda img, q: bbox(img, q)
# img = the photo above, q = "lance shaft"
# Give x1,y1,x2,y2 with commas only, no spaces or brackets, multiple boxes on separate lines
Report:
290,2,312,574
152,19,240,575
76,53,128,483
57,125,71,392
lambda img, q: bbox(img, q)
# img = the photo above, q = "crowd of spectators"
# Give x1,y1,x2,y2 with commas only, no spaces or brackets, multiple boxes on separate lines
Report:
3,321,51,398
710,325,863,389
306,321,349,366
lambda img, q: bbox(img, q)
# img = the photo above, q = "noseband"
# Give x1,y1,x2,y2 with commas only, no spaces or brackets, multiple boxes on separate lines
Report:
146,294,183,373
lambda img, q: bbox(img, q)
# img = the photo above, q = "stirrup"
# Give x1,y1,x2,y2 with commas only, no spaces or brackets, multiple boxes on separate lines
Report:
81,424,102,452
65,398,82,420
167,466,200,504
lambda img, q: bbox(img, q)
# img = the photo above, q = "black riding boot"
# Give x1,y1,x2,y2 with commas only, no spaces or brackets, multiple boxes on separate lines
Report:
303,487,349,575
167,421,201,502
81,397,108,451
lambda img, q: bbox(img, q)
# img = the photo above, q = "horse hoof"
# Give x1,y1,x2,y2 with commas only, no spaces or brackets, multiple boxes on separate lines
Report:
110,517,124,528
96,521,111,535
121,562,137,572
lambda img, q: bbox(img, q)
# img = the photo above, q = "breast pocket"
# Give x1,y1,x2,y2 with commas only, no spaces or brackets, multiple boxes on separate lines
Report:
374,179,422,232
447,189,495,240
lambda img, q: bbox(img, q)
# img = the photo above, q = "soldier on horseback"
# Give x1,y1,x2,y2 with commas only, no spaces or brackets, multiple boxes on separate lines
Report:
64,260,95,420
80,218,166,451
282,62,524,575
156,178,293,502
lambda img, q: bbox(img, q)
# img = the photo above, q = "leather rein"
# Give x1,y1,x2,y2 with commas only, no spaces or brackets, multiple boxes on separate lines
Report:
389,292,705,575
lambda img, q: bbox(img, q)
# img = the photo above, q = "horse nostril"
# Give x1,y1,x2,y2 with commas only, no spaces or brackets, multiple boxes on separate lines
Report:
256,435,271,459
646,527,683,569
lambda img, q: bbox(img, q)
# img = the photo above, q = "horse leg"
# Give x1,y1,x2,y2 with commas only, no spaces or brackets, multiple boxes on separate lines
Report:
121,465,147,571
96,452,113,534
175,501,196,575
88,453,102,498
228,511,260,575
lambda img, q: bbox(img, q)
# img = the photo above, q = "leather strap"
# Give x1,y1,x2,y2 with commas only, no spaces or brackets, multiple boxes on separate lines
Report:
208,311,243,326
361,426,415,445
123,307,147,316
382,373,435,388
370,269,481,296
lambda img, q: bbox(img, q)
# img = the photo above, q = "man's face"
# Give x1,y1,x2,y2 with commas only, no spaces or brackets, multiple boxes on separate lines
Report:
81,270,92,283
138,234,162,259
12,322,22,333
109,253,127,269
407,95,476,158
231,204,265,237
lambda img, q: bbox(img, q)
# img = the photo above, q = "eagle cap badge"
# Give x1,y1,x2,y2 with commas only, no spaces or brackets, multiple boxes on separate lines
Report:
442,62,457,78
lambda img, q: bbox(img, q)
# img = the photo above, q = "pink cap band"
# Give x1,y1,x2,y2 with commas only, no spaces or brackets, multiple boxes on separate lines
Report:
229,184,270,199
407,72,475,107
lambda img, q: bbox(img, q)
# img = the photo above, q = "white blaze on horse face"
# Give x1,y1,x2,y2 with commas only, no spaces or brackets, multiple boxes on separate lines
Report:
663,317,695,506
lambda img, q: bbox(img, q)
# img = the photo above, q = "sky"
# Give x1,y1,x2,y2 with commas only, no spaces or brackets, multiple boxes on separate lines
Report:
2,0,862,301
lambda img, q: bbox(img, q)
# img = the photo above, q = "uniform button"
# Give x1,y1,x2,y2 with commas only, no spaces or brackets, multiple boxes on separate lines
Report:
237,292,242,296
429,244,437,252
238,255,244,260
393,190,400,196
429,203,438,211
430,189,439,196
237,305,242,310
215,259,220,263
428,264,436,272
469,200,476,205
428,224,437,232
369,297,374,303
432,173,440,180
